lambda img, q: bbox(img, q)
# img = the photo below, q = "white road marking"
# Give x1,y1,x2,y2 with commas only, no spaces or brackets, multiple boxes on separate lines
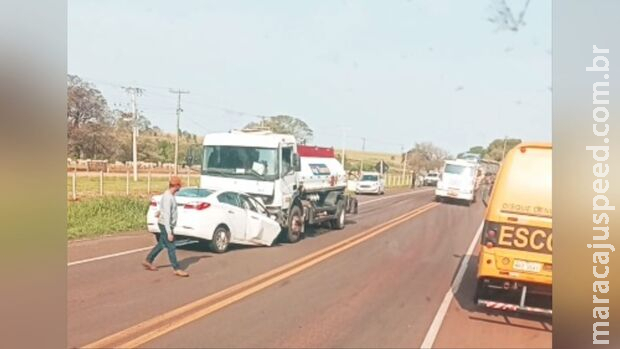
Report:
419,221,484,349
67,240,198,267
67,189,433,267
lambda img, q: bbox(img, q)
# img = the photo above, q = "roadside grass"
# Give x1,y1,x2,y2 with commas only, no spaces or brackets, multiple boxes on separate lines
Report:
342,149,403,172
67,196,150,240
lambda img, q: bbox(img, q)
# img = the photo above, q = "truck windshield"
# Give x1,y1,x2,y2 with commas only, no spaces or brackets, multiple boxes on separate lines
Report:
202,145,278,180
444,164,474,177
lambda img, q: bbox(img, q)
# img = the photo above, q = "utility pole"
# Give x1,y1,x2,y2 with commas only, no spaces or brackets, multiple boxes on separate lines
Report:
360,137,366,172
340,127,347,168
123,87,144,181
170,89,190,175
402,145,408,177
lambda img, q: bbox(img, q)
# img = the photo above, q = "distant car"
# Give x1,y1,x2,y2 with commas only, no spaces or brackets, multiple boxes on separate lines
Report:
356,172,385,195
423,172,439,186
147,187,281,253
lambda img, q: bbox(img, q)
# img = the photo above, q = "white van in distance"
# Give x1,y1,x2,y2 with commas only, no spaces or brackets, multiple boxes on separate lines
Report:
435,159,478,205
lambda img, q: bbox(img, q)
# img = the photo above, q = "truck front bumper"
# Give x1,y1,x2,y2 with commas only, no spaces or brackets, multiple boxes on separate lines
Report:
435,188,474,201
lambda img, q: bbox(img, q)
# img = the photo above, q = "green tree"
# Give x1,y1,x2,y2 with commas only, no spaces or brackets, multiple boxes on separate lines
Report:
485,138,522,161
405,142,449,172
67,74,116,159
244,115,314,144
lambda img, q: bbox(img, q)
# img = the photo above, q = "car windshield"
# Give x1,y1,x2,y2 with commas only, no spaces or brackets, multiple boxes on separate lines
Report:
202,145,278,180
177,188,212,198
444,164,474,176
361,175,379,181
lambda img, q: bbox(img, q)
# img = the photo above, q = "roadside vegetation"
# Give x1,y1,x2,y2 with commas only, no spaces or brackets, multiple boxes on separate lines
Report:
68,196,149,240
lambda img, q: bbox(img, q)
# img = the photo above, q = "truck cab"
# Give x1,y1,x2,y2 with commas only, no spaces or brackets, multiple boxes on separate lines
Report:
435,159,478,205
200,129,349,243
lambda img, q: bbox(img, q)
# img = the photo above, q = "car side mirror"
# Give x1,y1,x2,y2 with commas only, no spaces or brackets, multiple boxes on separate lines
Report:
292,153,301,172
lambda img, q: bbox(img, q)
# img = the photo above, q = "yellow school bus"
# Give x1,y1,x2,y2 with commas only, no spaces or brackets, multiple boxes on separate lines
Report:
475,143,552,316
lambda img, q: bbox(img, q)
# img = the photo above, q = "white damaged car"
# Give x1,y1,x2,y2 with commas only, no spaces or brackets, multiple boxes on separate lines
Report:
147,187,282,253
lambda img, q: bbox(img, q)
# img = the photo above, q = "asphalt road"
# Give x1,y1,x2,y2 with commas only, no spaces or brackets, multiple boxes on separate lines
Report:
68,188,551,348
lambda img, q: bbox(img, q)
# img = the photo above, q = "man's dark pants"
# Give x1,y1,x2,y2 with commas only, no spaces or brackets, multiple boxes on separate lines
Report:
146,224,180,270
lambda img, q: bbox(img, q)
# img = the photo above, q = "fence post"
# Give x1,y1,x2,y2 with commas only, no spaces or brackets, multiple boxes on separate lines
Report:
99,171,104,196
126,171,129,195
147,170,151,194
72,171,77,200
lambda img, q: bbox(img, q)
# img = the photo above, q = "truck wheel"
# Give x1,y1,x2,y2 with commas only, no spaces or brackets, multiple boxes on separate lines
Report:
331,201,346,230
209,226,230,253
435,196,442,203
285,205,303,243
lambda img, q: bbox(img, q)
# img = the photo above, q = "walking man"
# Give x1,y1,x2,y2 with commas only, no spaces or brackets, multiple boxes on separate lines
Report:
142,176,189,277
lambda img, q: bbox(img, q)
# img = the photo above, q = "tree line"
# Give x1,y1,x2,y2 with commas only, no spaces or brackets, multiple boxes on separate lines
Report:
67,75,316,166
460,138,522,162
67,74,203,165
67,74,518,172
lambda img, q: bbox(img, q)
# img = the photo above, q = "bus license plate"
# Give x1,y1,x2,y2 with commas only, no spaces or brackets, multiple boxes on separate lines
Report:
513,260,542,273
448,190,458,196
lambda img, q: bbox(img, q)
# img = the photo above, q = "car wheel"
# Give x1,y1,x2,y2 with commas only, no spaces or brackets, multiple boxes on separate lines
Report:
209,226,230,253
285,205,303,243
435,196,442,203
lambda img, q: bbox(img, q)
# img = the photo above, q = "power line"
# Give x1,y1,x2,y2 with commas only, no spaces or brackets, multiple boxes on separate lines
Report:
79,76,412,153
170,89,190,175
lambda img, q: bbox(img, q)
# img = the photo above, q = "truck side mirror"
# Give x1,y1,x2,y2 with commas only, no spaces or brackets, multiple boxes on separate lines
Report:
293,153,301,172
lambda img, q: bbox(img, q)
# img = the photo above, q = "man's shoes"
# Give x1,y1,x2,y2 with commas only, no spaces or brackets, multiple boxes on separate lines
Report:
142,261,157,271
173,269,189,277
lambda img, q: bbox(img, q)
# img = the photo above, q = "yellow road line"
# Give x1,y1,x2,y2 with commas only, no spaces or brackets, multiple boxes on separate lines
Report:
83,201,440,349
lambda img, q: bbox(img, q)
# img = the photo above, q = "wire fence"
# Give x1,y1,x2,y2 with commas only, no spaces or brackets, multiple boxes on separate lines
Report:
67,170,200,200
67,171,417,201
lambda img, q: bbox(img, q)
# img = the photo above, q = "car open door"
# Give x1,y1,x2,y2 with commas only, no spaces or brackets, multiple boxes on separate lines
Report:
240,195,281,246
216,192,247,240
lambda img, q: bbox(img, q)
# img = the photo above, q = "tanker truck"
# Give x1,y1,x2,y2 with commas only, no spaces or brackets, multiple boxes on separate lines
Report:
200,129,352,243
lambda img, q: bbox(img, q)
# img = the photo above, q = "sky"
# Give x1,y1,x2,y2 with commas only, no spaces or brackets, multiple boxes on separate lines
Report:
68,0,551,155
